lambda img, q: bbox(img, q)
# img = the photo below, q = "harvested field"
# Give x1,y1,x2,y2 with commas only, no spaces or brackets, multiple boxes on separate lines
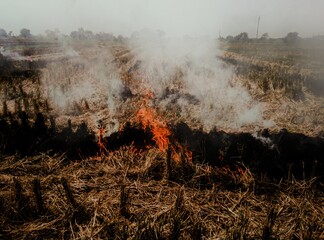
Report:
0,152,323,239
0,38,323,239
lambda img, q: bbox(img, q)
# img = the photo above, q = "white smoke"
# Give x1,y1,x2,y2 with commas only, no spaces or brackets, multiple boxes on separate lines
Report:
129,30,267,131
0,46,29,61
41,43,124,134
40,30,271,135
252,132,275,149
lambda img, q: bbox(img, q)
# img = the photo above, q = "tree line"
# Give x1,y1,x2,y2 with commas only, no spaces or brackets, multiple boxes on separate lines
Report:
0,27,125,42
221,31,324,43
1,27,323,44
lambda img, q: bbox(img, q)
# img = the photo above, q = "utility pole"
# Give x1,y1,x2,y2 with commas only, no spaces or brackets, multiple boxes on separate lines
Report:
256,16,260,39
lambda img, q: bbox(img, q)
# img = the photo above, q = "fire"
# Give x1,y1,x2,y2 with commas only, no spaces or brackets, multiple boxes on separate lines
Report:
135,90,192,163
136,105,171,152
171,143,193,163
96,125,108,159
134,90,171,152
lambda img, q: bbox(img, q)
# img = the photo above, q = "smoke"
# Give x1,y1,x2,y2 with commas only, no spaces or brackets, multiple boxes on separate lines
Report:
0,46,29,61
41,42,124,133
129,30,268,131
38,27,274,136
252,132,275,149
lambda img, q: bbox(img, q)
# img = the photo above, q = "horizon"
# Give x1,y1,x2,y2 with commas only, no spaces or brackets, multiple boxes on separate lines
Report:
1,27,323,40
0,0,324,38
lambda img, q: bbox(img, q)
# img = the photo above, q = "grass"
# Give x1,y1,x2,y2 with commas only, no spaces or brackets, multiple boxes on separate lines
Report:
0,38,323,239
0,150,323,239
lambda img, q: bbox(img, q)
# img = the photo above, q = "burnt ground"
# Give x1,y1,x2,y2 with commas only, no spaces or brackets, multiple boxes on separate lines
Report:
0,113,323,181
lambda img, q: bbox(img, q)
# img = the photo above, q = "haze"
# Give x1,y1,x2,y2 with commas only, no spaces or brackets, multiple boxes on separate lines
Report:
0,0,323,38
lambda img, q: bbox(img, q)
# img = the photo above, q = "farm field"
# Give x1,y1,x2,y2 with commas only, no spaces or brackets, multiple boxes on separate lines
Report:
0,38,323,239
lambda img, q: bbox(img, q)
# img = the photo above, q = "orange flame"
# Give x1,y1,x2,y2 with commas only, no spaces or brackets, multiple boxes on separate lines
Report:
135,90,193,163
97,127,108,158
136,106,171,152
135,90,171,152
171,143,193,163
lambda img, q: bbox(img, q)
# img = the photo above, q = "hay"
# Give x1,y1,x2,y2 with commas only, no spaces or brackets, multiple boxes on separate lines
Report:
0,149,323,239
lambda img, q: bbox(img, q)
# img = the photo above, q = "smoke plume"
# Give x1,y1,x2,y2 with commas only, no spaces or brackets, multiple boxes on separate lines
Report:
129,30,268,132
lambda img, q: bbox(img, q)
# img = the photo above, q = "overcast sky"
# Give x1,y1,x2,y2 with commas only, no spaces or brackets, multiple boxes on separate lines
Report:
0,0,323,38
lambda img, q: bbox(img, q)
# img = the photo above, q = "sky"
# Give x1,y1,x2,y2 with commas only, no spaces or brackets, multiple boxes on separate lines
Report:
0,0,323,38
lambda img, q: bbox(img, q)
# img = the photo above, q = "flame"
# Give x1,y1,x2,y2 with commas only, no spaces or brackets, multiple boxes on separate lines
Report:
135,90,170,152
97,127,108,158
136,106,171,152
171,143,193,163
136,103,194,162
135,90,193,163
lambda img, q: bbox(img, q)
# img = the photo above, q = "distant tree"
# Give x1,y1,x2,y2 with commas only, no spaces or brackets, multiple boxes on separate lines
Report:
70,28,83,39
284,32,300,43
234,32,249,42
117,35,126,43
78,27,85,35
70,28,94,40
0,28,7,37
96,32,116,41
260,33,269,40
225,35,234,42
19,28,32,38
45,29,60,40
84,30,94,39
70,30,79,39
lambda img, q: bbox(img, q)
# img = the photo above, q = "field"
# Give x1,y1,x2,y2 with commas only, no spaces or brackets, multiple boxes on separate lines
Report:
0,37,323,239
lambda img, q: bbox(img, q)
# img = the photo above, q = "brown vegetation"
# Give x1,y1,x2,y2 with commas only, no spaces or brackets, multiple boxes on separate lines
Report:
0,151,323,239
0,39,323,239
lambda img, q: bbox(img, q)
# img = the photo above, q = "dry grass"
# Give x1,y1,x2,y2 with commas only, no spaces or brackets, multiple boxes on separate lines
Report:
0,147,323,239
221,52,324,137
1,40,323,239
1,42,323,137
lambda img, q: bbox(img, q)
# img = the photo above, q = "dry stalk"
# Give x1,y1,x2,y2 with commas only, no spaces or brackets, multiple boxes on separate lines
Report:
32,178,45,215
61,177,78,209
262,206,278,240
166,145,173,181
120,182,130,218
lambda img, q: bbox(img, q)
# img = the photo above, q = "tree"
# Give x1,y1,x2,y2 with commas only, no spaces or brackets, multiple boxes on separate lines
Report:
70,30,79,39
20,28,32,38
117,35,126,43
225,35,234,42
0,28,7,37
260,33,269,40
234,32,249,42
284,32,300,43
45,29,60,40
84,30,94,39
96,32,115,41
70,28,94,40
